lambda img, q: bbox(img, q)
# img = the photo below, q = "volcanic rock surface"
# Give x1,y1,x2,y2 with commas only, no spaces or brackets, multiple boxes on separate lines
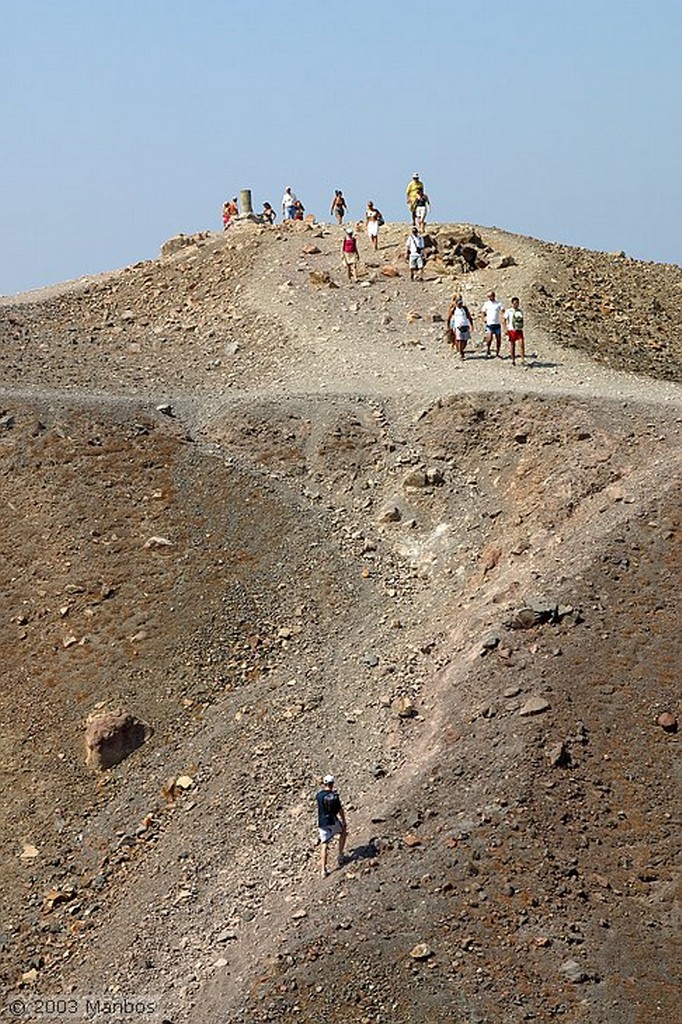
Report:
0,220,680,1024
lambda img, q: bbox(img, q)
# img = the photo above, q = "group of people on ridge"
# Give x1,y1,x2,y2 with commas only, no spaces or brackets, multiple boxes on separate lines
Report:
222,176,528,365
446,289,526,365
222,172,431,241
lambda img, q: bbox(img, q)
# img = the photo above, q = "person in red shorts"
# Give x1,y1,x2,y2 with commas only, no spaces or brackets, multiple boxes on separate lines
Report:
504,296,526,366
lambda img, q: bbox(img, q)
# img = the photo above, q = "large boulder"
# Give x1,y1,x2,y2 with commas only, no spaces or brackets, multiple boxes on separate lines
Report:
85,708,154,769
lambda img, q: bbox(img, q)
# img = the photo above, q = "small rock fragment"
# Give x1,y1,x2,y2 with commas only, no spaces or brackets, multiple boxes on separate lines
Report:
519,697,550,717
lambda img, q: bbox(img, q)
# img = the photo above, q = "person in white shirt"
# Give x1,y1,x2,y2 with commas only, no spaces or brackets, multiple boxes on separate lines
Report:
405,227,425,281
446,295,473,360
481,289,503,357
503,296,526,366
282,186,298,220
365,201,381,251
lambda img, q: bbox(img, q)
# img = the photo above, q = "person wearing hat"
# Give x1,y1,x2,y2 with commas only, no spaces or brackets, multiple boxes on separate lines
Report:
316,774,348,878
341,226,360,282
406,173,425,225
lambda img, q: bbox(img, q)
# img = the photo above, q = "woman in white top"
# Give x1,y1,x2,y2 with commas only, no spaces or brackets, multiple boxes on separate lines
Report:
365,201,381,251
447,295,473,360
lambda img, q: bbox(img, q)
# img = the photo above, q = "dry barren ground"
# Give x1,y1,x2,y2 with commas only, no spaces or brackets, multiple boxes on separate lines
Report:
0,221,680,1024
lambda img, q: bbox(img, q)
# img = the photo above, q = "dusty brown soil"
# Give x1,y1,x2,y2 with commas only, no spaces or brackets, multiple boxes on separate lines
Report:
0,222,680,1024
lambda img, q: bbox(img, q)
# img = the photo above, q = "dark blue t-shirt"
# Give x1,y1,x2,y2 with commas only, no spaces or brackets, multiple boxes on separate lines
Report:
317,789,341,827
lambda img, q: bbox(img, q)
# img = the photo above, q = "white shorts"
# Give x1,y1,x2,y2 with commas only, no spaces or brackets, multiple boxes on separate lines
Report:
409,254,424,269
367,221,379,238
318,821,343,844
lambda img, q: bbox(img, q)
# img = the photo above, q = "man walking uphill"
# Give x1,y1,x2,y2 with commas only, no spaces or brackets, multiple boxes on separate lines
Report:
316,774,348,878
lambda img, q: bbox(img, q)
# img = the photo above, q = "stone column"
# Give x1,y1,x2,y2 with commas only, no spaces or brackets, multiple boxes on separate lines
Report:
240,189,253,215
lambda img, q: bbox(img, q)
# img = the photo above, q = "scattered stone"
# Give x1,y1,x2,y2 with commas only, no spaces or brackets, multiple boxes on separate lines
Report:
480,634,500,655
20,844,39,860
393,696,416,719
156,403,174,417
503,685,521,698
407,311,423,323
175,775,194,790
559,959,589,984
143,535,174,549
519,697,551,717
480,546,502,574
378,504,402,523
511,607,541,629
409,943,433,960
85,709,154,769
403,833,422,848
546,741,571,767
403,469,428,489
301,245,321,255
309,270,331,286
425,468,444,486
380,266,400,278
657,712,678,733
488,253,517,270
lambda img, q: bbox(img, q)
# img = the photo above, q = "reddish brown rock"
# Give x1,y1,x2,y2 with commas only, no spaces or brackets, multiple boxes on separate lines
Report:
85,709,154,769
657,712,678,733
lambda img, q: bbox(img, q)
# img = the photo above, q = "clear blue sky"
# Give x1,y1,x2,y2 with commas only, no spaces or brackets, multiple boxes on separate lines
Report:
1,0,680,294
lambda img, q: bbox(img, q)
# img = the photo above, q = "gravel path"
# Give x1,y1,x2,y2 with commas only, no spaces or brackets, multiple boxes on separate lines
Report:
242,221,682,409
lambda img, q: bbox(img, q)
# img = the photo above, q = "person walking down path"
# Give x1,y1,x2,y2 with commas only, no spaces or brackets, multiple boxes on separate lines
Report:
481,289,504,357
447,295,474,359
504,296,526,366
330,190,347,224
413,189,430,234
282,186,298,221
222,197,238,229
405,226,425,282
365,201,382,251
316,774,348,878
342,227,360,282
406,172,425,225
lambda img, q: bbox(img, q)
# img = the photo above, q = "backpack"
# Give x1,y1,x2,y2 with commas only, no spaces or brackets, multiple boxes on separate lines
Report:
322,791,340,822
377,211,385,226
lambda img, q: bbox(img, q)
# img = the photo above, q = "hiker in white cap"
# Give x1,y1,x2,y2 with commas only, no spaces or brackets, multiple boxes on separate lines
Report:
316,774,348,877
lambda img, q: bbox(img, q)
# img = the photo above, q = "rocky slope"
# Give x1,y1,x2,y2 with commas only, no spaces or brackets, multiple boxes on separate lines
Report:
0,222,679,1024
